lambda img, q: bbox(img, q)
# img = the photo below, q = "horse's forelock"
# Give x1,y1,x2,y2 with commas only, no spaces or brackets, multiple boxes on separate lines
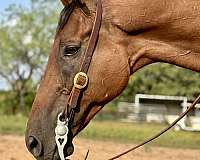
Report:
56,1,76,34
56,0,91,34
60,0,69,6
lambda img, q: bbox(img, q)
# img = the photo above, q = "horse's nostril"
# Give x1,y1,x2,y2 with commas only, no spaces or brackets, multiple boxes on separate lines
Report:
27,136,43,157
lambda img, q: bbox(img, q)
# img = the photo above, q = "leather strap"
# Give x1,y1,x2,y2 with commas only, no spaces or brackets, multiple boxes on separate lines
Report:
80,0,102,73
108,95,200,160
63,0,102,123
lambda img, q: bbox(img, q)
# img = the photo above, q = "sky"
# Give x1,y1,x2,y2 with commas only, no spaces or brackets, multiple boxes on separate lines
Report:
0,0,30,90
0,0,29,12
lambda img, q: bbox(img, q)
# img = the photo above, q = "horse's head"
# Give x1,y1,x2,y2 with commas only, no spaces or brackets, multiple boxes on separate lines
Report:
25,0,131,159
25,0,200,158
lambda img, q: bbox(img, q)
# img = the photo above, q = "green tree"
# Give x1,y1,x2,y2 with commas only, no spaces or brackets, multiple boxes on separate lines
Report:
0,0,61,114
119,63,200,102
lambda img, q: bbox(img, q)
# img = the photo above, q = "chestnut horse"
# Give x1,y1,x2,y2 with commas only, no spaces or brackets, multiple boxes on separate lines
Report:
26,0,200,159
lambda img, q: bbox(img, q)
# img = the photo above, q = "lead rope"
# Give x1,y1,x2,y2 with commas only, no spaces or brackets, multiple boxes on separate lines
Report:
84,150,90,160
108,95,200,160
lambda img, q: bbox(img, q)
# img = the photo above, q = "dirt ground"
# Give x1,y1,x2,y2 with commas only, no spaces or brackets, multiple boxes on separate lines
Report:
0,135,199,160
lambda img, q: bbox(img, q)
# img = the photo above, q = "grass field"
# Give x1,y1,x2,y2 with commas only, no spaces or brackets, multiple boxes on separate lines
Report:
0,115,27,135
79,121,200,149
0,115,200,149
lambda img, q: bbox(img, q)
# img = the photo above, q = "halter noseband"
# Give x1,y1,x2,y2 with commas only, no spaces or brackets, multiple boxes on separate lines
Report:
55,0,102,159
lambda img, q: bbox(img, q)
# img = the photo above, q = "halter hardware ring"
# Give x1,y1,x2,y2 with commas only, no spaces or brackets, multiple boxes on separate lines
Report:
74,72,89,89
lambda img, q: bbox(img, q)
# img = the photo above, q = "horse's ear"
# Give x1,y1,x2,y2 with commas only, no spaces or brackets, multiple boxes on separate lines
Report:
60,0,69,6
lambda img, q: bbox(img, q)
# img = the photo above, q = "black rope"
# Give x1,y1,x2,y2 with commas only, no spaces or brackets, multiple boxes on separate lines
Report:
84,150,90,160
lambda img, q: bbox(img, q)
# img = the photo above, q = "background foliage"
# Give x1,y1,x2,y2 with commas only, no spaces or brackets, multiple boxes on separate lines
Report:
119,63,200,102
0,0,61,114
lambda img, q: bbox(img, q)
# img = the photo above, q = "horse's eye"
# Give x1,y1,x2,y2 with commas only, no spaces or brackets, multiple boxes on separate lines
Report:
63,45,80,57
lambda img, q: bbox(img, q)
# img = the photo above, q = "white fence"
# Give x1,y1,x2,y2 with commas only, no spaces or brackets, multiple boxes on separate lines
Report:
118,102,168,123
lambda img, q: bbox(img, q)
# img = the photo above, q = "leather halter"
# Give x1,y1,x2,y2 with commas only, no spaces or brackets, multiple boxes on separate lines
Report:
62,0,102,124
55,0,102,159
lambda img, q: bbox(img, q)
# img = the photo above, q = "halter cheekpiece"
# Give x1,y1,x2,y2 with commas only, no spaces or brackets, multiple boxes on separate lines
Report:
55,0,103,159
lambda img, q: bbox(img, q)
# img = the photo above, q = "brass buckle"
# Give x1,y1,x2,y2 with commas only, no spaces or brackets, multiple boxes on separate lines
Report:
74,72,89,89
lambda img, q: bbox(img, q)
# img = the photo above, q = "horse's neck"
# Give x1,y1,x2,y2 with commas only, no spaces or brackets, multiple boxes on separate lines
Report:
105,0,200,73
127,38,200,74
105,0,200,29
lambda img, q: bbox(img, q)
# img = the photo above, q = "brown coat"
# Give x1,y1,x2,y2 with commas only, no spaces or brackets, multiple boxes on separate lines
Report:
26,0,200,159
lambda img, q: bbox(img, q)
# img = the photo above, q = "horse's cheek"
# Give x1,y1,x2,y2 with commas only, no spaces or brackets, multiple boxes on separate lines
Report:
88,46,129,103
105,54,129,100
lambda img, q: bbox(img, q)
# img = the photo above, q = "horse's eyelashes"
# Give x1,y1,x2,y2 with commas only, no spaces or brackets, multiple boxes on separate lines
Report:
63,45,80,57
